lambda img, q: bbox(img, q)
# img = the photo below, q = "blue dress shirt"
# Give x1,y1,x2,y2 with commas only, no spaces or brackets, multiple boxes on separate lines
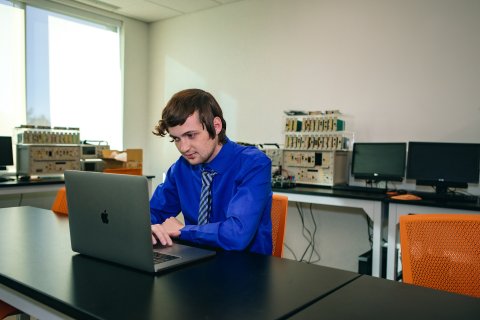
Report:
150,138,273,255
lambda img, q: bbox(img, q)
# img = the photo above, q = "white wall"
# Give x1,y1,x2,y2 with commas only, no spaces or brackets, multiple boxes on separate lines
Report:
146,0,480,172
145,0,480,272
122,18,150,150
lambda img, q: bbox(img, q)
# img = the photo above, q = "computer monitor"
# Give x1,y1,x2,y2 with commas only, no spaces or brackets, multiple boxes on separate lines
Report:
351,142,407,182
0,136,14,181
0,136,13,170
406,142,480,196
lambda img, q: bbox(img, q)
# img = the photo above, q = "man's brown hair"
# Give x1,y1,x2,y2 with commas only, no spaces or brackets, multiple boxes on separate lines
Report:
153,89,227,144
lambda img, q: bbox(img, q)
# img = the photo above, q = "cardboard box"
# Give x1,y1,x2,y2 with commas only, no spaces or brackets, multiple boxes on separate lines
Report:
101,149,143,175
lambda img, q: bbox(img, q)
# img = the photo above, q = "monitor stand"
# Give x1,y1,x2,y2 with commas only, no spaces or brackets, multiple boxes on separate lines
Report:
434,185,449,197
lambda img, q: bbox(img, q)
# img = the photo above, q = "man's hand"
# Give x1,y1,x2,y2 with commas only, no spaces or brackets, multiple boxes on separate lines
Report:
151,217,184,246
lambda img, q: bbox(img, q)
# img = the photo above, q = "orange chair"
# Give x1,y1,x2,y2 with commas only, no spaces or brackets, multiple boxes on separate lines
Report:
0,300,21,319
271,194,288,258
51,186,68,215
103,168,142,175
399,214,480,298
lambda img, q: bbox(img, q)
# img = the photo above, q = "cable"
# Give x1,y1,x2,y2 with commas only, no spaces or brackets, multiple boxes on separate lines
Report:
307,203,316,262
283,243,297,261
307,203,321,263
297,202,313,262
296,202,321,264
365,213,373,249
18,193,23,206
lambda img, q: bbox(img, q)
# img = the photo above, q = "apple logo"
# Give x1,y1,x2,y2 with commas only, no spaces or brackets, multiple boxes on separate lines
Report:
101,209,109,224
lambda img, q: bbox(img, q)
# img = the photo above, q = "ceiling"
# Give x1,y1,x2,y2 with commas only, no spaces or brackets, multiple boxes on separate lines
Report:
70,0,245,23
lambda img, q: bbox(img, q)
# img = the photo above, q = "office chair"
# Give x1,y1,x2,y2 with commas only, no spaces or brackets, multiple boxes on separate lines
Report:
271,194,288,258
51,186,68,215
103,168,142,175
399,214,480,298
0,300,21,319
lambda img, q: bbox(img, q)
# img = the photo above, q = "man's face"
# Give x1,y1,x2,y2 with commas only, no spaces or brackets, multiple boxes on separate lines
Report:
168,111,222,165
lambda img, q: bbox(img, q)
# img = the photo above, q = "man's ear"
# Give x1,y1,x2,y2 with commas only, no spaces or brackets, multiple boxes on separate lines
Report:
213,116,222,134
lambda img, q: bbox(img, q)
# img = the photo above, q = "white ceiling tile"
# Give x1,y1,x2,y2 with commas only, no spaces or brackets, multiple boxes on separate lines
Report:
214,0,241,4
70,0,245,23
146,0,219,13
115,0,182,21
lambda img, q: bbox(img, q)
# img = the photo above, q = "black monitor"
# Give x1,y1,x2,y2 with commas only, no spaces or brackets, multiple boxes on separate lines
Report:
351,142,407,182
406,142,480,196
0,136,14,181
0,136,13,170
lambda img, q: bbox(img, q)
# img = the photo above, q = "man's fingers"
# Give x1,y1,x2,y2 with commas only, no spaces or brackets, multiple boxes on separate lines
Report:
151,224,173,246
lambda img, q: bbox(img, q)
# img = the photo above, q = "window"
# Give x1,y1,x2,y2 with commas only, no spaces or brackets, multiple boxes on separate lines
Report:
0,1,25,137
1,0,123,149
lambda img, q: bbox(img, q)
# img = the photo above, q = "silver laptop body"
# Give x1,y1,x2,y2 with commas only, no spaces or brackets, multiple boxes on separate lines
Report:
64,170,215,273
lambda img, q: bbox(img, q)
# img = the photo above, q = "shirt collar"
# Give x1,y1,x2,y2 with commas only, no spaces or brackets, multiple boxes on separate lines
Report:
198,137,233,175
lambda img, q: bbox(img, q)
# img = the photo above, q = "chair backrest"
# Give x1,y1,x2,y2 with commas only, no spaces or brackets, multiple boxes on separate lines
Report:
103,168,142,175
0,300,20,319
399,213,480,298
51,186,68,215
271,194,288,258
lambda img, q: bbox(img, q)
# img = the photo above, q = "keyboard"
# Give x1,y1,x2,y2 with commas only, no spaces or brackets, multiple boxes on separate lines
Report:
332,185,388,194
413,192,479,203
153,251,179,264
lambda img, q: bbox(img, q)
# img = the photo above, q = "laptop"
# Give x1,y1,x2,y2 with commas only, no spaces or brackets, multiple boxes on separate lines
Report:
64,170,215,273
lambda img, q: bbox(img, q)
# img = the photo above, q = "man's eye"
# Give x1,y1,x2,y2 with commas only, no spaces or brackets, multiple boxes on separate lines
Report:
187,133,197,139
170,137,180,143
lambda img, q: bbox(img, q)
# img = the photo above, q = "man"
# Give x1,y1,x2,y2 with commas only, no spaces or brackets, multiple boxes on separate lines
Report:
150,89,272,255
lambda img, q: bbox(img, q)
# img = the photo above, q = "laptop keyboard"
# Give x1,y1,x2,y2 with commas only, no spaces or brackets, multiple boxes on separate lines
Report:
153,251,180,264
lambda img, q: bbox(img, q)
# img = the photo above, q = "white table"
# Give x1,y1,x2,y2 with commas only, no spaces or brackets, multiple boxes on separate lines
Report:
274,188,384,277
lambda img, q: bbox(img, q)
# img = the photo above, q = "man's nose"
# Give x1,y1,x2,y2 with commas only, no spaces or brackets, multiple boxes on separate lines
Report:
178,139,190,153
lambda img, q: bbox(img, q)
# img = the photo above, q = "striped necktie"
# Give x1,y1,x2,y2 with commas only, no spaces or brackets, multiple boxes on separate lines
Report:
198,169,217,225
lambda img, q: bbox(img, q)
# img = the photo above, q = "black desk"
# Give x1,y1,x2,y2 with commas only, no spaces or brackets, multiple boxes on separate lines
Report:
0,175,155,197
0,176,65,195
273,186,387,202
0,206,360,320
289,275,480,320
